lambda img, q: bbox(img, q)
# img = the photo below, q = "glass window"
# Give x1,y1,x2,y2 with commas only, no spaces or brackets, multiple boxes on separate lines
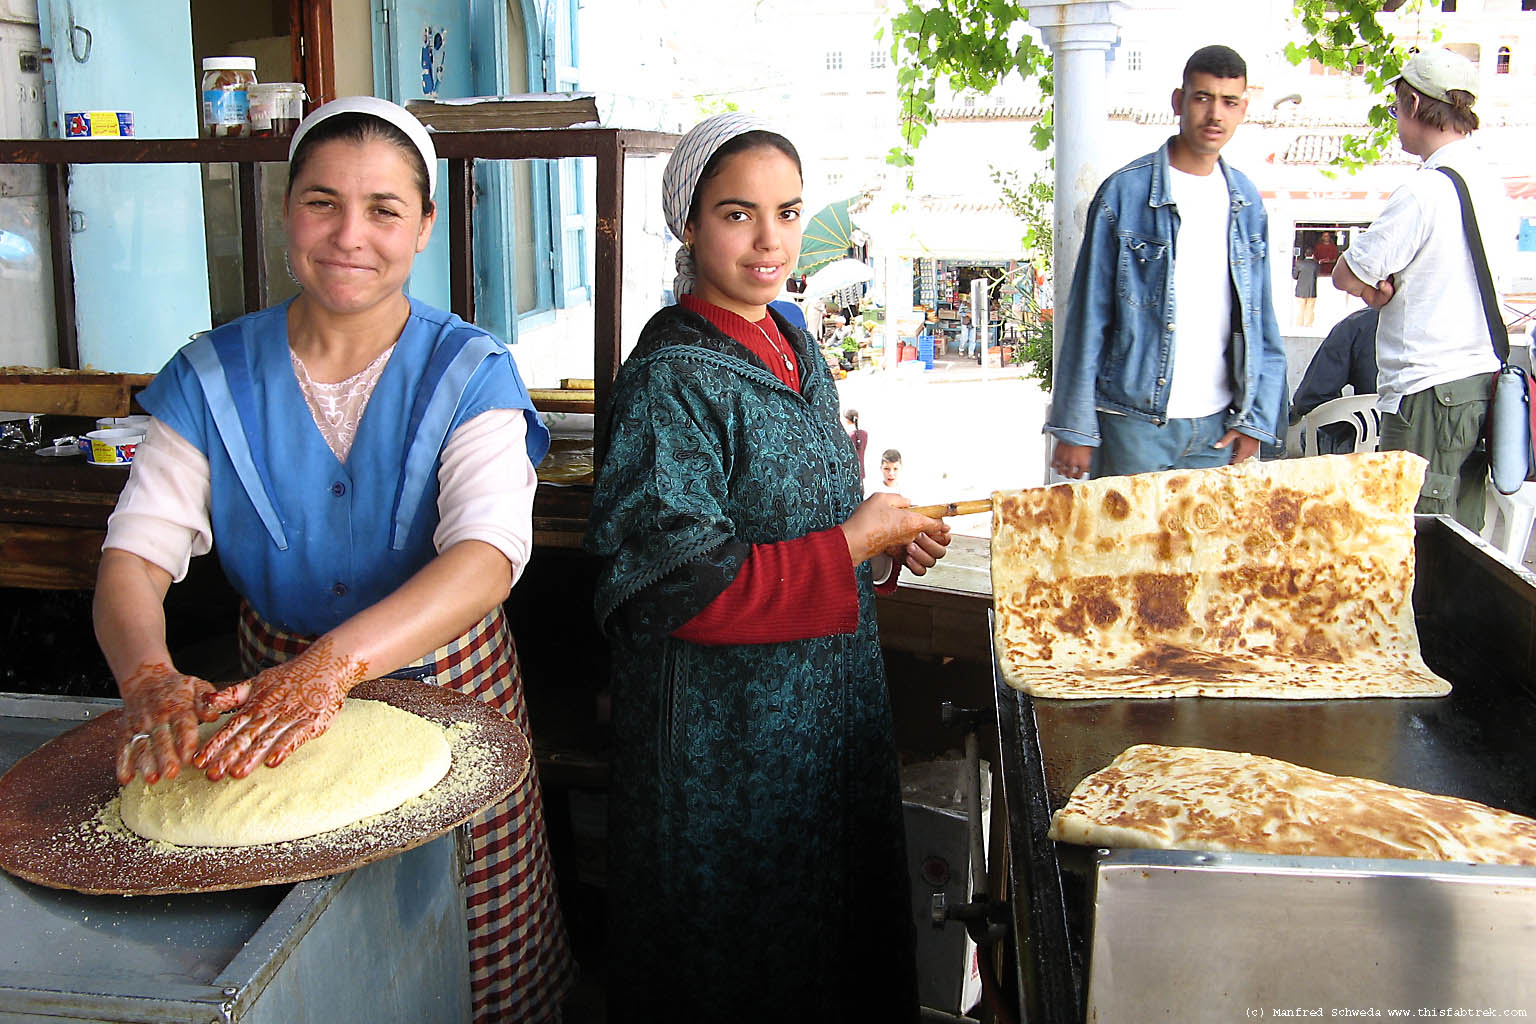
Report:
869,49,888,70
1498,46,1511,74
825,50,844,71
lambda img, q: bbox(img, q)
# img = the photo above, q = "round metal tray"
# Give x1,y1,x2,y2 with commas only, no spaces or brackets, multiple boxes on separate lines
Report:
0,678,528,895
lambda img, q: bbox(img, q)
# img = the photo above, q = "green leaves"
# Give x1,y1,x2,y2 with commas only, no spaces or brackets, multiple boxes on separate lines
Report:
886,0,1417,181
1285,0,1415,173
886,0,1053,174
992,164,1054,271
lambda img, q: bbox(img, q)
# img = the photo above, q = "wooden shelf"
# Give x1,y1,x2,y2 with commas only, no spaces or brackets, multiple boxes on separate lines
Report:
0,370,152,418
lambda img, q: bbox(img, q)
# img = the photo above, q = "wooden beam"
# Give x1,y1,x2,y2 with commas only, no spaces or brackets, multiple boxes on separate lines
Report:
0,524,104,590
294,0,337,107
592,133,622,467
448,158,474,323
237,162,266,314
43,164,78,369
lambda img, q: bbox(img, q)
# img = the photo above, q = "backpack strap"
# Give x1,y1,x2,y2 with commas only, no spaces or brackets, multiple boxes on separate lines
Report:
1436,165,1510,364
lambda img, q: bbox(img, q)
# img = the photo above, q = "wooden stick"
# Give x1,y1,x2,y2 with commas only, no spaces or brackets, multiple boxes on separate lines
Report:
907,499,993,518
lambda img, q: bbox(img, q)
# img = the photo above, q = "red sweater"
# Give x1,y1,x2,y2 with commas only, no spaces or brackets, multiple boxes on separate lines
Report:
672,296,888,645
680,294,800,391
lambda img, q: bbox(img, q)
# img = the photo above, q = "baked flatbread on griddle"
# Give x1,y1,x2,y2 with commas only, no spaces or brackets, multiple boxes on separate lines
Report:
1049,744,1536,866
990,451,1449,699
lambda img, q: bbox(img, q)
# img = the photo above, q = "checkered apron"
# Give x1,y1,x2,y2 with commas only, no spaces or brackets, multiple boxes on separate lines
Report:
237,602,576,1023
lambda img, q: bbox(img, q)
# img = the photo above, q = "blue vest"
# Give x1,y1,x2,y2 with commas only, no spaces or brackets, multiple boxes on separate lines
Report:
139,298,549,636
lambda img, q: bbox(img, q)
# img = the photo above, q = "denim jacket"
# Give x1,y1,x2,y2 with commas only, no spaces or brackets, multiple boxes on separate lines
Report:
1046,138,1287,446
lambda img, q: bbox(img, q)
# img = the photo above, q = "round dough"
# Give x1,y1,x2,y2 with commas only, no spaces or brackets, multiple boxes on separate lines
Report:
120,698,452,847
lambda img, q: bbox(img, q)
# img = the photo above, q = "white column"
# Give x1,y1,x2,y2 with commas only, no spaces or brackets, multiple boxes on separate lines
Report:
1023,1,1128,371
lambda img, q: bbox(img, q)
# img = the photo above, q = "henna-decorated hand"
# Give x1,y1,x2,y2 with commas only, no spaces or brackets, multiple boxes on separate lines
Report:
840,493,945,566
115,662,219,785
885,523,952,577
193,637,370,781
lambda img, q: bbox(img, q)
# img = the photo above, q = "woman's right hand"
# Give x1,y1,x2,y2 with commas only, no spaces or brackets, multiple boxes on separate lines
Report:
840,493,945,566
115,661,219,785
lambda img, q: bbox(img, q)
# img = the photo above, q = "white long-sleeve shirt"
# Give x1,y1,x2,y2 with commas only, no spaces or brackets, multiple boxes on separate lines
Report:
104,408,538,585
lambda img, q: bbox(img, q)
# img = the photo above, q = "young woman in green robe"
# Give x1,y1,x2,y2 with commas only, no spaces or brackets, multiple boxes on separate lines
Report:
586,114,950,1021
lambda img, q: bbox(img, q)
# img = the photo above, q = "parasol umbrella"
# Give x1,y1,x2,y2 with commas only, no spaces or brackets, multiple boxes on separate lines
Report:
796,196,858,275
803,257,874,300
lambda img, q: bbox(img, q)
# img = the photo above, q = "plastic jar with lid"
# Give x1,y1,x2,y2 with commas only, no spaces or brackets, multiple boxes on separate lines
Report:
201,57,257,138
249,82,307,137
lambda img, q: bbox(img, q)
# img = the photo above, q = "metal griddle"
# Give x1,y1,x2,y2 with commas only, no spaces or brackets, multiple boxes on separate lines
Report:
995,516,1536,1023
0,678,529,895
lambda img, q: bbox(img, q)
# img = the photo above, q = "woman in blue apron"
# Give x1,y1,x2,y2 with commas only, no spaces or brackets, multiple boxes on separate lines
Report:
92,96,573,1023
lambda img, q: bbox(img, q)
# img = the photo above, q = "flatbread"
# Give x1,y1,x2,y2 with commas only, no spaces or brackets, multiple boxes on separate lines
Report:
120,698,451,847
1049,744,1536,867
990,451,1450,698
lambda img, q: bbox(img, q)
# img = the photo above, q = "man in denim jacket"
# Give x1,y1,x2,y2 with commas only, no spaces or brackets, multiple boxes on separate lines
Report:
1047,45,1287,479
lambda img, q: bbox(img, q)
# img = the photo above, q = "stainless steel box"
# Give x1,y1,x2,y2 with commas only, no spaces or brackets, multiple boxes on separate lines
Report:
1085,849,1536,1023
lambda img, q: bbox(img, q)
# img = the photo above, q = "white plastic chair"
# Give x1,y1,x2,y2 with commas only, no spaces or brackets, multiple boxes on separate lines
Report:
1286,393,1381,457
1483,482,1536,563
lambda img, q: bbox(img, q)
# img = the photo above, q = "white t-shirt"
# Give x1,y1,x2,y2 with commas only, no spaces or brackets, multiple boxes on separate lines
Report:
1165,166,1236,420
1340,137,1505,413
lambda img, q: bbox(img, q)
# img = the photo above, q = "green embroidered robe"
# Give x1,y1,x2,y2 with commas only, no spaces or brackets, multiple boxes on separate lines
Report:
586,304,917,1021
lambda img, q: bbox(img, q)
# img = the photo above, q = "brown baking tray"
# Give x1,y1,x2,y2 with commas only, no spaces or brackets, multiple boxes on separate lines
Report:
0,678,528,895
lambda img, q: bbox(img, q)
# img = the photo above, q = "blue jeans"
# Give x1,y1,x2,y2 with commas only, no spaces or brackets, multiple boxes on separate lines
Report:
1092,410,1232,478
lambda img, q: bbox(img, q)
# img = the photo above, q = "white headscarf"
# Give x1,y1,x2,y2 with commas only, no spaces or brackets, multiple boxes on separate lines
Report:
661,112,773,296
289,95,438,196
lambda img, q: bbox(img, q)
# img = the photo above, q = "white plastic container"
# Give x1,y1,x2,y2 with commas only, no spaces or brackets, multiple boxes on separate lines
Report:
95,414,150,431
85,427,145,466
249,82,305,137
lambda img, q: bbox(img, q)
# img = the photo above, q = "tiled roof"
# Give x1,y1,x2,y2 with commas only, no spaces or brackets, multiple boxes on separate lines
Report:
1280,133,1417,165
935,103,1049,120
940,102,1530,131
916,197,1015,214
1107,106,1175,125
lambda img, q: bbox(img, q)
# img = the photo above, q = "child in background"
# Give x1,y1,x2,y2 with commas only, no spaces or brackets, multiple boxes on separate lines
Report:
842,408,868,481
873,448,903,493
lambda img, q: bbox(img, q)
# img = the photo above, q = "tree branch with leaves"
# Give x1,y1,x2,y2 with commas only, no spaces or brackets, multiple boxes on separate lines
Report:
882,0,1052,174
1285,0,1425,172
886,0,1424,175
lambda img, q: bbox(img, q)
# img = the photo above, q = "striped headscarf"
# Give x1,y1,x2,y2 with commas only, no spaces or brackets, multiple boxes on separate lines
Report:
662,112,772,296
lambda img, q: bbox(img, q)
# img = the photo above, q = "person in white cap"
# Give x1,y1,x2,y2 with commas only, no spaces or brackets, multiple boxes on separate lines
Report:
92,96,573,1022
1333,48,1508,529
585,113,949,1020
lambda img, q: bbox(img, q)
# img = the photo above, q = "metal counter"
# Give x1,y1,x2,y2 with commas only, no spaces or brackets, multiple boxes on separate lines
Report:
996,517,1536,1023
0,693,470,1024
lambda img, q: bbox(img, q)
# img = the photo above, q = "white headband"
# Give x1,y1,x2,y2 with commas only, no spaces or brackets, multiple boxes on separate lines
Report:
289,95,438,196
